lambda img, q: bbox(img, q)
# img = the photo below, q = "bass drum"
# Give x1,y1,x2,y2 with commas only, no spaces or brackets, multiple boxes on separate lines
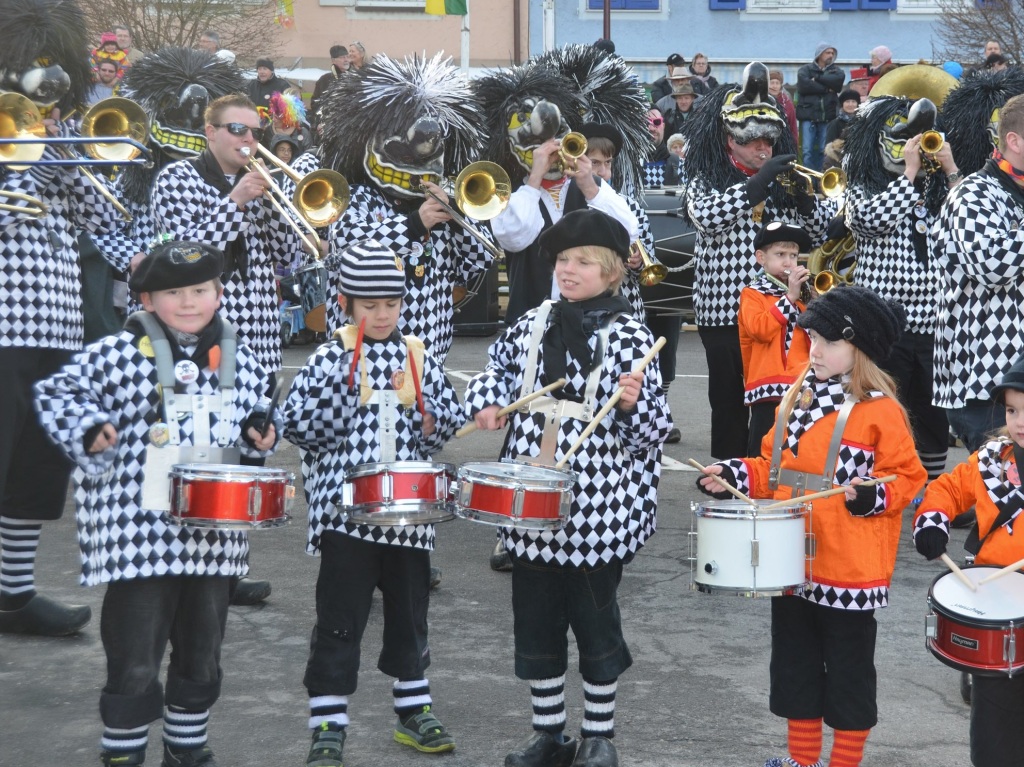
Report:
639,188,695,319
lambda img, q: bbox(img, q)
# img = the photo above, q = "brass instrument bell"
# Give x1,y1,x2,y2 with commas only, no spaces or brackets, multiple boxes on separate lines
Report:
631,240,668,286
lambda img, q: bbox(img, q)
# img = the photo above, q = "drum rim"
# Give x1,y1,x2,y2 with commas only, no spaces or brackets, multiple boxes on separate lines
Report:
929,566,1024,626
459,461,575,488
166,512,291,529
693,581,807,598
170,464,294,481
453,506,566,529
346,503,455,526
347,461,455,480
694,508,807,521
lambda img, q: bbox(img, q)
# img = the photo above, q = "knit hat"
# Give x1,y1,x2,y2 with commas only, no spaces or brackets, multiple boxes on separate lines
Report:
870,45,893,64
797,286,905,362
255,57,274,71
101,32,118,45
338,240,407,298
130,241,224,293
581,121,623,154
814,42,837,61
329,44,348,59
539,209,631,264
839,89,860,105
991,355,1024,404
753,221,812,253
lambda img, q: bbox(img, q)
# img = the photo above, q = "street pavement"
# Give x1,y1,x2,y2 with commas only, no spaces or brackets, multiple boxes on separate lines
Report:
1,330,975,766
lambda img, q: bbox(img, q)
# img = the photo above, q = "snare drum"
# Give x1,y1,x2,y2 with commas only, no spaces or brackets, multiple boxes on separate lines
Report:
295,263,329,333
343,462,455,526
453,461,574,530
926,566,1024,677
690,499,809,597
169,464,294,529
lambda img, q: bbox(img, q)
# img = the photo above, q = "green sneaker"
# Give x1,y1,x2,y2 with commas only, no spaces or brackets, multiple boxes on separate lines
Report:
307,724,345,767
394,705,455,753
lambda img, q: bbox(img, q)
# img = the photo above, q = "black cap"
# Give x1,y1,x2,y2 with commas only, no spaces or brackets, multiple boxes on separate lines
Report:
753,221,812,253
991,355,1024,404
796,285,906,363
256,58,274,71
594,38,616,55
666,53,685,67
581,121,623,154
130,241,225,293
329,45,349,58
839,89,860,105
539,209,631,264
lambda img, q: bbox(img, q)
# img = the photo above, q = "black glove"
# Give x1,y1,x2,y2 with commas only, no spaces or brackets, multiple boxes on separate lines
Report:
745,153,797,206
793,184,815,216
915,526,950,561
825,213,849,242
695,464,738,500
845,483,878,516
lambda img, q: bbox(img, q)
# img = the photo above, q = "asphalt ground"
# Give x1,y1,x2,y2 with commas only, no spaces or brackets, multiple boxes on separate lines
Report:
1,329,976,767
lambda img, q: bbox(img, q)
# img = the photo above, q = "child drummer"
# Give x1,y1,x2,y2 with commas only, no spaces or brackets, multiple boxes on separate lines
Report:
33,240,281,767
913,354,1024,767
281,240,462,766
465,208,672,767
697,285,926,767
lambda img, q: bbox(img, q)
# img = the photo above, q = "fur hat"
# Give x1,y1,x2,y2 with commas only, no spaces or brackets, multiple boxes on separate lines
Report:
797,286,906,363
754,221,812,253
130,241,224,293
338,240,407,298
991,355,1024,404
944,67,1024,175
839,89,860,105
539,209,631,264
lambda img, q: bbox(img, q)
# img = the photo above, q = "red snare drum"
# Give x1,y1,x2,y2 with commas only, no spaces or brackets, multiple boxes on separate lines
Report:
926,566,1024,677
169,464,294,529
344,462,455,526
453,461,574,530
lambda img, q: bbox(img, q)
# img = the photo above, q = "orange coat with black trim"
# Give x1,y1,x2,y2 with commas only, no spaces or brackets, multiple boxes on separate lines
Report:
738,286,809,405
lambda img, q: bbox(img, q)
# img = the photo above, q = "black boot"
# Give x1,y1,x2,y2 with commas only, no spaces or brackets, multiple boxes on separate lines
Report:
100,750,146,766
229,577,271,606
571,737,618,767
505,731,577,767
490,538,513,572
0,593,91,636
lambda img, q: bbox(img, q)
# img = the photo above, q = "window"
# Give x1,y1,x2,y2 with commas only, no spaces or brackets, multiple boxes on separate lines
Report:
709,0,745,9
352,0,424,9
745,0,820,10
586,0,660,8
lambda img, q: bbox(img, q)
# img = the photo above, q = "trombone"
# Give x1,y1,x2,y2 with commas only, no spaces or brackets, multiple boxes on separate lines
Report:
780,164,847,199
0,189,48,218
419,160,511,261
241,146,327,256
254,143,350,230
630,240,668,286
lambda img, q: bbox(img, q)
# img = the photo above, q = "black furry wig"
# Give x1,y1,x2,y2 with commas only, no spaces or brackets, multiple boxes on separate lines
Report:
944,66,1024,175
474,62,587,189
318,53,484,195
532,44,654,195
0,0,92,115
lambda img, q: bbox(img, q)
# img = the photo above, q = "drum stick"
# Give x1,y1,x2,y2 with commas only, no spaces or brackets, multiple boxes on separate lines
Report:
555,337,666,469
941,553,978,592
455,378,566,438
760,475,898,510
260,383,284,439
685,458,758,507
976,555,1024,586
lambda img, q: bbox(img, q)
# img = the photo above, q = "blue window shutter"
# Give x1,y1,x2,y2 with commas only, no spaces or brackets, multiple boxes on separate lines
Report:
823,0,857,9
709,0,745,9
858,0,897,8
588,0,660,8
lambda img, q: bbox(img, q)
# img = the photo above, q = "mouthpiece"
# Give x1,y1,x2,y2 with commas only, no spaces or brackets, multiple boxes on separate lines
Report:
758,153,768,160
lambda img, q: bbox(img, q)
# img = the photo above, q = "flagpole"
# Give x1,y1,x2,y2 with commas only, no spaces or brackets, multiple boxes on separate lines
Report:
460,0,470,74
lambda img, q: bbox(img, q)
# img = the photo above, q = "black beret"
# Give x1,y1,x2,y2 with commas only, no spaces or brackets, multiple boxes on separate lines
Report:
796,285,906,363
581,121,623,154
991,355,1024,404
539,209,631,264
130,241,225,293
753,221,812,253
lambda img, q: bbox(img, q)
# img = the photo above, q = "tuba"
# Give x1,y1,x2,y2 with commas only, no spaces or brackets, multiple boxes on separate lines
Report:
805,231,856,293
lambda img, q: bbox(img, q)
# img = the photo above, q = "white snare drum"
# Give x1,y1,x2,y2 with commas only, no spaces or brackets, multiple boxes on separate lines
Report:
295,263,329,333
453,461,574,530
926,566,1024,677
169,464,294,529
343,461,455,526
690,499,809,597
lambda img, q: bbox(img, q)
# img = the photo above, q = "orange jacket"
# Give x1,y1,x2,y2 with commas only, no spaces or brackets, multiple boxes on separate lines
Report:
738,286,809,404
738,396,925,601
916,440,1023,567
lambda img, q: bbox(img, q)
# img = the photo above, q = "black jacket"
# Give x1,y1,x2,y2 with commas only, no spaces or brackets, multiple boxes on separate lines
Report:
247,74,295,117
795,61,845,123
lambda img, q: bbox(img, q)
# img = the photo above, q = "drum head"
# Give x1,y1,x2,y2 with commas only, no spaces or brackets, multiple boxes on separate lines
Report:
932,567,1024,623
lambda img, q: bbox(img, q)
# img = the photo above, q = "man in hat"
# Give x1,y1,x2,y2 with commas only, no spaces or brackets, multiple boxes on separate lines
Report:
650,53,686,104
311,45,349,131
796,43,845,171
246,58,294,122
656,78,698,137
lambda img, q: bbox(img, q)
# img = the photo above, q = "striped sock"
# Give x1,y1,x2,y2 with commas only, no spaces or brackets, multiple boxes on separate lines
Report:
393,679,432,720
101,724,149,755
787,718,823,767
529,676,567,735
162,706,209,751
919,451,947,484
0,517,41,609
829,728,869,767
580,677,617,739
309,694,349,730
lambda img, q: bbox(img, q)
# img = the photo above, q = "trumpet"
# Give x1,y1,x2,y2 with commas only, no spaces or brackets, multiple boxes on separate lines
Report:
919,130,944,173
419,160,510,261
630,239,668,286
558,132,588,173
780,164,846,199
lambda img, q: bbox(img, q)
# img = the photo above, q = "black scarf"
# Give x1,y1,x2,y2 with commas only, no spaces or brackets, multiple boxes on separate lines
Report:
126,312,226,387
541,292,631,396
189,150,251,282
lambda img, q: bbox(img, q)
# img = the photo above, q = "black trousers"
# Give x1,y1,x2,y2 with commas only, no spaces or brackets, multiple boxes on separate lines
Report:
646,312,683,384
0,347,73,521
697,324,748,459
880,331,949,456
304,532,431,696
99,576,233,728
970,673,1024,766
747,400,779,458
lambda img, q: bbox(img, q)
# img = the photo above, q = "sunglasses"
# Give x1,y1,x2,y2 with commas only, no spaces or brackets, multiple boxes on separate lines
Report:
648,117,664,127
213,122,263,139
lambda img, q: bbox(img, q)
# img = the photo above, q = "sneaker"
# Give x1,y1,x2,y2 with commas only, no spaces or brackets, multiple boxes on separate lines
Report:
161,743,217,767
307,724,345,767
490,538,513,572
394,705,455,753
230,577,272,606
100,751,146,766
429,566,442,589
763,759,822,767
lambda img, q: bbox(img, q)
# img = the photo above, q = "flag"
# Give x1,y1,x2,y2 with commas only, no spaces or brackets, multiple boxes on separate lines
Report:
425,0,467,14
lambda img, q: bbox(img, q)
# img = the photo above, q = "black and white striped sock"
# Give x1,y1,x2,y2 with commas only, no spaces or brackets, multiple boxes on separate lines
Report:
101,724,149,755
581,677,617,739
162,706,209,751
0,516,41,609
529,675,567,735
393,678,432,719
919,451,947,484
309,694,349,730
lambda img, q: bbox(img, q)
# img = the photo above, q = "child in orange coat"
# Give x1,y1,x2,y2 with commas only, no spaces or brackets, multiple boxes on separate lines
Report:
913,354,1024,767
739,221,814,457
699,285,927,767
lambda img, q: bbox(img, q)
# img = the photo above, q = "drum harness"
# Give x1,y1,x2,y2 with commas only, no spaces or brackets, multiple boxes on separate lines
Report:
133,311,241,510
768,396,858,497
517,300,624,467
